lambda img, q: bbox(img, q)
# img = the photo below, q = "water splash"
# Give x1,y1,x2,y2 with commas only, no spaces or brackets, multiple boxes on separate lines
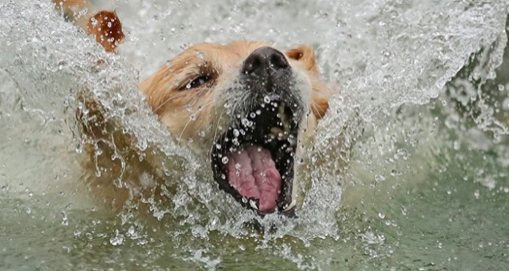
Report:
1,0,509,270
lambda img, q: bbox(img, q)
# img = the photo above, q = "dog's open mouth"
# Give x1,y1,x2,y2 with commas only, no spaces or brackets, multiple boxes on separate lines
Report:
211,98,299,215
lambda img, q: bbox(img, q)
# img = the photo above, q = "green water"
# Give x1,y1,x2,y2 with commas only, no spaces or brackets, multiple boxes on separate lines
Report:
1,94,508,270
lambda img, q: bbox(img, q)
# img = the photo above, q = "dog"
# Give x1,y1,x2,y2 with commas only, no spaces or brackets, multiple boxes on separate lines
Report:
55,0,330,216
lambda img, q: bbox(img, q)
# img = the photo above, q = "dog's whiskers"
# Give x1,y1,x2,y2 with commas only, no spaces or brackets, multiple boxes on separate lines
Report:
207,88,249,156
208,103,228,157
153,94,182,113
175,92,213,141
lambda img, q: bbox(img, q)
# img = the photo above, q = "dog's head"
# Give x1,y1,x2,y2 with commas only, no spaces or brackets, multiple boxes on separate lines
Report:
139,41,329,215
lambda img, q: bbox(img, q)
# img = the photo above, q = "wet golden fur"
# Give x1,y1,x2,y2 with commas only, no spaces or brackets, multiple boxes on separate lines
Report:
139,42,329,155
56,0,330,209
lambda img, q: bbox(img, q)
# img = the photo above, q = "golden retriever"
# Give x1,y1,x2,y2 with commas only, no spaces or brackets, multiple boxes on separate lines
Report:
55,0,329,216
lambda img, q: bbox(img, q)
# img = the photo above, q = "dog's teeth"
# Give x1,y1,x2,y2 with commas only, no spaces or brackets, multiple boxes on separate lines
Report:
288,136,296,146
270,127,283,136
270,127,289,140
283,122,291,133
249,199,258,210
278,104,286,121
278,104,292,132
283,199,297,212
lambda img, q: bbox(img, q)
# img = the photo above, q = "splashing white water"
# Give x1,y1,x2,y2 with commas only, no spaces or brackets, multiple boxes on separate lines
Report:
1,0,508,269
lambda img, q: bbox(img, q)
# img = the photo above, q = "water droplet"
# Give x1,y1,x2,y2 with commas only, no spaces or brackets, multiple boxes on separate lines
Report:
196,52,204,59
233,129,240,137
232,138,240,146
378,212,386,219
61,211,68,226
264,96,271,103
401,207,407,216
383,75,392,83
474,190,480,199
375,174,386,182
221,157,229,164
241,118,252,127
110,230,124,246
127,226,136,237
453,140,460,150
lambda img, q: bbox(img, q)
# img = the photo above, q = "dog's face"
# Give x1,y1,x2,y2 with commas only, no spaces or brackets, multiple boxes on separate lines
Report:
139,41,328,215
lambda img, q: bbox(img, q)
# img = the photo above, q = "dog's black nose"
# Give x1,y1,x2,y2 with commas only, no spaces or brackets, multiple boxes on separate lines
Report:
242,47,290,76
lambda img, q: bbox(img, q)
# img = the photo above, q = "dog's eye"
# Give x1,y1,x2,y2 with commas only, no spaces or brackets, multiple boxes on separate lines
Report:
184,75,210,90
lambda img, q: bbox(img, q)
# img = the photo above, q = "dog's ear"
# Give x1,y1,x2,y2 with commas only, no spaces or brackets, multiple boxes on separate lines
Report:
286,45,329,120
87,11,125,52
285,45,319,76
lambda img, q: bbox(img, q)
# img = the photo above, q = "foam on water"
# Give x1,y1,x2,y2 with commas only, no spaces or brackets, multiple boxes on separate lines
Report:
1,0,509,269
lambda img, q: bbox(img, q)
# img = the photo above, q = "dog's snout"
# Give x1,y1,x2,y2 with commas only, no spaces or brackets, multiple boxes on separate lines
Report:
242,47,290,76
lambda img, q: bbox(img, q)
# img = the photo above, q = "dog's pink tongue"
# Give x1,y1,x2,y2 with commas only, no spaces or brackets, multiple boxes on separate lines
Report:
226,146,281,212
